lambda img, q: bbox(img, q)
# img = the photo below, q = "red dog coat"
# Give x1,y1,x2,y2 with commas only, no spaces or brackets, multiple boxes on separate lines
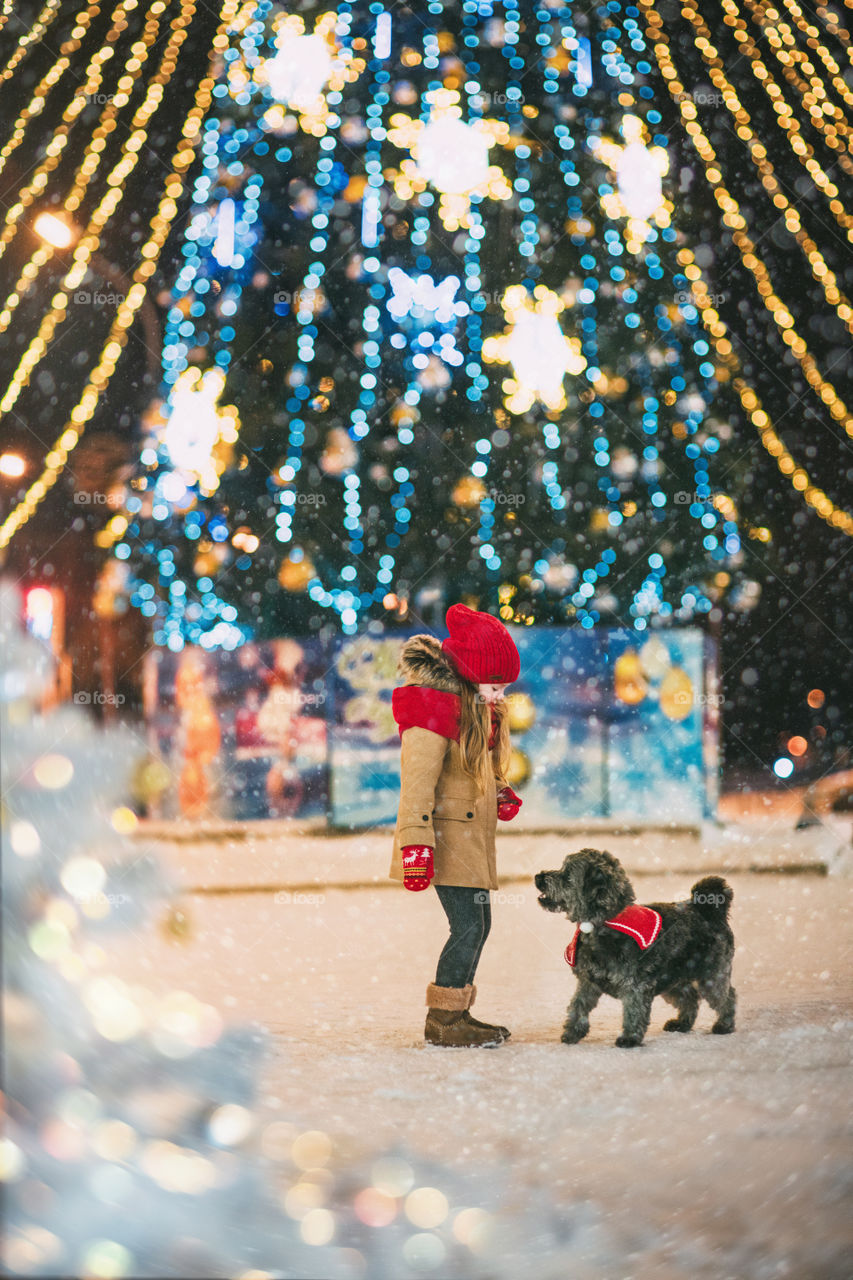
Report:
564,904,662,967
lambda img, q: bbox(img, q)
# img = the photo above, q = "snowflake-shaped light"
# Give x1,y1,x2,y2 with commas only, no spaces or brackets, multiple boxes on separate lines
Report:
161,368,240,495
251,12,364,137
386,270,468,325
387,88,511,230
590,115,670,250
386,270,468,372
482,285,587,414
265,33,333,107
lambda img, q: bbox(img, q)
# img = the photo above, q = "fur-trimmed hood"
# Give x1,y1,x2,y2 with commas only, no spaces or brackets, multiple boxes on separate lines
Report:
393,634,500,748
397,633,462,694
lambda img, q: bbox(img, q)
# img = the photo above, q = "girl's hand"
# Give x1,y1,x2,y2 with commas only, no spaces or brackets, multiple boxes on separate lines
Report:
496,786,522,822
401,844,434,891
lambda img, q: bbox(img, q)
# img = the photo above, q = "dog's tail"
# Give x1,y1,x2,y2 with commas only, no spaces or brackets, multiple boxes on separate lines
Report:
690,876,733,923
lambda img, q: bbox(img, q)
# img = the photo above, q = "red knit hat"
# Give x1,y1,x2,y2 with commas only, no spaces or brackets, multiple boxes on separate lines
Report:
441,604,520,685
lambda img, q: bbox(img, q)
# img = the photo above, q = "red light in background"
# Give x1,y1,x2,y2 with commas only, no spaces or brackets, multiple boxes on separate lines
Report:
25,588,55,641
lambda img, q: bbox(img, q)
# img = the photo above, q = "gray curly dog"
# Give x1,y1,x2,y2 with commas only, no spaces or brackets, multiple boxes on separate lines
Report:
535,849,736,1048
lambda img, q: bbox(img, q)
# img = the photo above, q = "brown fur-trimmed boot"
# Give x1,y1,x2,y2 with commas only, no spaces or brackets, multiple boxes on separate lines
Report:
462,984,510,1041
424,983,504,1047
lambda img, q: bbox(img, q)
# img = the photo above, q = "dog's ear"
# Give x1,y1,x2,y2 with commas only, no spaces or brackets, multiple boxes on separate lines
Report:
581,851,635,920
581,860,616,919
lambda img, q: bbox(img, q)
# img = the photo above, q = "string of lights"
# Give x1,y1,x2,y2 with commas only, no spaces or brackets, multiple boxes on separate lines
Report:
767,0,853,111
722,1,850,189
732,4,853,184
549,0,592,556
572,11,671,620
0,0,63,89
814,4,853,62
678,0,853,316
640,0,853,443
0,0,161,257
303,4,378,634
0,0,243,551
473,4,540,588
156,0,270,395
673,236,853,537
744,0,853,120
334,5,384,630
706,0,853,237
0,1,169,338
0,1,198,422
605,0,731,621
552,3,622,628
101,5,384,636
0,0,104,180
137,4,372,637
375,2,437,615
719,0,853,176
578,8,636,630
246,6,363,627
206,3,376,632
548,0,584,499
104,4,273,648
364,9,441,617
460,0,501,585
640,291,737,615
572,25,617,629
381,29,511,596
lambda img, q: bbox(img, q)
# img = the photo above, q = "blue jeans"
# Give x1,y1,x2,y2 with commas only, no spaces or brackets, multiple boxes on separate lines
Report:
434,885,492,988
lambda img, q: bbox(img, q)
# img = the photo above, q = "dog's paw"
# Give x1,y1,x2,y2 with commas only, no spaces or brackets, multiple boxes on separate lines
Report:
560,1029,585,1045
615,1034,643,1048
711,1022,734,1035
663,1018,691,1033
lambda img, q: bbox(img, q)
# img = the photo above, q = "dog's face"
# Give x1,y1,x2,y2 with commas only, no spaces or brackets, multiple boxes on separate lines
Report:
535,848,635,922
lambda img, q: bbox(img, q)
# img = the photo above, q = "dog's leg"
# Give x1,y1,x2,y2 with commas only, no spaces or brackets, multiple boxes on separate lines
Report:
561,980,602,1044
662,983,699,1032
615,986,654,1047
704,980,736,1034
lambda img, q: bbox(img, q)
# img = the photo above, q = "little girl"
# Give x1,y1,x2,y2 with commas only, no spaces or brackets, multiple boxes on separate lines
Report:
389,604,523,1047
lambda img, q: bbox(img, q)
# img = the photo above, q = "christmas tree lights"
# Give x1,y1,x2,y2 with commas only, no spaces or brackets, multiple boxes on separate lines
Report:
1,0,850,646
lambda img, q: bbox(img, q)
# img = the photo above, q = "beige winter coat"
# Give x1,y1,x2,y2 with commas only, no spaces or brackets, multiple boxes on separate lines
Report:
389,635,502,890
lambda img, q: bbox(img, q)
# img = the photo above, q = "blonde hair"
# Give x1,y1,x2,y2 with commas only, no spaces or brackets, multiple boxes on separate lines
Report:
457,681,512,794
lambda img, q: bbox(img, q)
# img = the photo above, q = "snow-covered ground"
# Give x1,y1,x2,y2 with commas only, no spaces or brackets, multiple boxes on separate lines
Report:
111,849,853,1278
134,806,852,895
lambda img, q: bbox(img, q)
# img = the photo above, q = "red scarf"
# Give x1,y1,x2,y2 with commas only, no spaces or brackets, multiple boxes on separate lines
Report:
564,905,662,967
392,685,498,750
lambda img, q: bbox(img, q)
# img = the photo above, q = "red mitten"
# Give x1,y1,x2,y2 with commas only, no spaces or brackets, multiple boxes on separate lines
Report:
496,785,522,822
401,844,434,891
